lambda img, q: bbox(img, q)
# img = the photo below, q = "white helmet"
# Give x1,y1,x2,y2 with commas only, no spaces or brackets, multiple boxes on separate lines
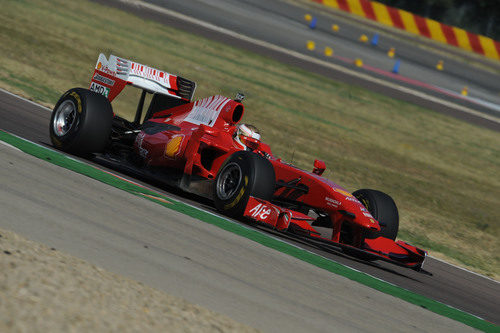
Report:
234,123,261,150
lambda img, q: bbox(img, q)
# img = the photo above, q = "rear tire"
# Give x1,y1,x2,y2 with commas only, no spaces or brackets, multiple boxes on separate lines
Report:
49,88,113,155
353,189,399,240
213,151,275,216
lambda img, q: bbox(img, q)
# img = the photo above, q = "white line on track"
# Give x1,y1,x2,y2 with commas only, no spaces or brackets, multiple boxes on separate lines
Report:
0,88,52,111
121,0,500,124
431,256,499,284
0,140,22,152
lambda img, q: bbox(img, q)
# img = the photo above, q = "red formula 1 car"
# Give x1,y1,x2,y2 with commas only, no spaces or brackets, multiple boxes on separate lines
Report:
49,54,428,272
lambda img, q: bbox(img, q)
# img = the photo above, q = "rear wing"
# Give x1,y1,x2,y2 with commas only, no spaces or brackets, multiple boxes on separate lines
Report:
90,53,196,102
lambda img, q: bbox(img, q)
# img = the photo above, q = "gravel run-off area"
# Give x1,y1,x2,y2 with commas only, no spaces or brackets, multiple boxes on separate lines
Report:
0,227,259,332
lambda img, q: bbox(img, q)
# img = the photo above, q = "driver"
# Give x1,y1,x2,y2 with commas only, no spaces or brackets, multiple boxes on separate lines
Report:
234,123,261,151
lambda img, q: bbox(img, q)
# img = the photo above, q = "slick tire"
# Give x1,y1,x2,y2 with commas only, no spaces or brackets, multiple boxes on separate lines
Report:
49,88,113,155
214,151,275,217
353,189,399,240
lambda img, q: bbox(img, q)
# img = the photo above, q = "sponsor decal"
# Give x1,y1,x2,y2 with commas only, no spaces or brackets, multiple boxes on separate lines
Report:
164,135,183,159
277,212,291,230
100,65,117,76
184,95,231,127
224,176,248,210
68,91,82,113
248,203,272,220
360,198,371,210
363,212,374,218
333,188,353,197
325,197,341,207
90,82,110,97
345,196,359,202
93,73,115,86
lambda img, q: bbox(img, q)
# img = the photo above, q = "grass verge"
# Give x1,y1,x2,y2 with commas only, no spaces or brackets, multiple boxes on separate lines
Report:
0,0,499,279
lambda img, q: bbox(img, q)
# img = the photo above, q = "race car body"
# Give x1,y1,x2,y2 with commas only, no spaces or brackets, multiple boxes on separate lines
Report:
50,54,428,272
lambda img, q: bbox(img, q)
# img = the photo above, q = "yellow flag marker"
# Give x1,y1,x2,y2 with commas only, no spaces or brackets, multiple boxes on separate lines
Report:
306,40,315,51
354,58,363,67
324,47,333,57
387,47,395,58
332,24,339,32
461,86,468,96
359,34,369,43
436,60,444,71
304,14,312,22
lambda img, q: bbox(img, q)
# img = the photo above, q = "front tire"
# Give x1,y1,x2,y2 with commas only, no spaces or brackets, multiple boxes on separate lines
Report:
49,88,113,155
213,151,275,216
353,189,399,240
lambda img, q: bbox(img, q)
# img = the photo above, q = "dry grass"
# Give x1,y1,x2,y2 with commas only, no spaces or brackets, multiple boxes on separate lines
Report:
0,0,499,279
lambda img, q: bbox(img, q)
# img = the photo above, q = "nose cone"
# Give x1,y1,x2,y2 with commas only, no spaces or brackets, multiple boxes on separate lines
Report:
351,200,381,231
341,196,381,231
356,215,381,231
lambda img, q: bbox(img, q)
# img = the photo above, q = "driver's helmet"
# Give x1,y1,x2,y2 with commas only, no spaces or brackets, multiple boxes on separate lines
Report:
234,123,261,150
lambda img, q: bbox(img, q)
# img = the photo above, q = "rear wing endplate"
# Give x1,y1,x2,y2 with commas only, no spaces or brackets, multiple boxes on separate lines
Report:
90,53,196,102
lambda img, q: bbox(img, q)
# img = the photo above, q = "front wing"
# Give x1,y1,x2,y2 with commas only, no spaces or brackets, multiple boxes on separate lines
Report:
243,196,428,272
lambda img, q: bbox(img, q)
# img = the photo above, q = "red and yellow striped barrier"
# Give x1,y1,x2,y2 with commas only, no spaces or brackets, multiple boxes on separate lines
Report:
312,0,500,61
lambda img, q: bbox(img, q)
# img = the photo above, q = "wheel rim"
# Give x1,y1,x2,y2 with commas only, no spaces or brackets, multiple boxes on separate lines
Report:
216,162,243,200
53,100,77,136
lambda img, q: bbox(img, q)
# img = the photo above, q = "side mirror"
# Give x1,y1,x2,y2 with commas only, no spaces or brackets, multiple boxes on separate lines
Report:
313,159,326,176
241,136,260,150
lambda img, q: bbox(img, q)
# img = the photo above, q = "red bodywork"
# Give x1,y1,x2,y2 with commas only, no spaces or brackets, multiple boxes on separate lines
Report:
90,60,427,271
138,97,425,269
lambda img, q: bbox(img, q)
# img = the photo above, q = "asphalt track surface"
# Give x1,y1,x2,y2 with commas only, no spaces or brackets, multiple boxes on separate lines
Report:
92,0,500,132
1,87,499,330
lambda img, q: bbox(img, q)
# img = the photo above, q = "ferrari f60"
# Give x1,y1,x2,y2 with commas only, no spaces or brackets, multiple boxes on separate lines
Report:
50,54,428,272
